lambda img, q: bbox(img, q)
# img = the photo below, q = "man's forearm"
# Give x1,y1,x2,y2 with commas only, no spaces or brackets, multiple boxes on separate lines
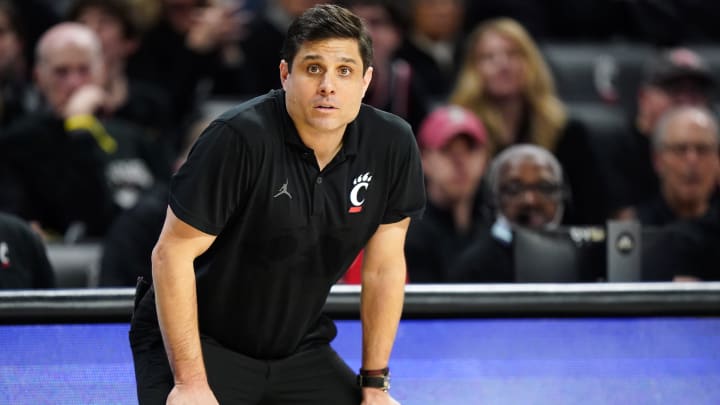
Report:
152,244,207,385
360,263,406,370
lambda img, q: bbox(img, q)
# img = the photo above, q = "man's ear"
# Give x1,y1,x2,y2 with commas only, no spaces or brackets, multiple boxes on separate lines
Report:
280,59,289,90
362,66,373,97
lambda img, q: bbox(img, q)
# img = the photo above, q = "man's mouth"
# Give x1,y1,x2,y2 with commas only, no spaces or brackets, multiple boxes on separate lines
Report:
682,172,701,185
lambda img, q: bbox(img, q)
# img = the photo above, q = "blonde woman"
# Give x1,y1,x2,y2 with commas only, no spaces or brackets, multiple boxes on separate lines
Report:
450,18,609,224
451,18,569,152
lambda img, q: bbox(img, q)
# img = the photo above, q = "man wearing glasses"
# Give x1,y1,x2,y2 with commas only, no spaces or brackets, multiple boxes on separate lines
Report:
449,144,567,282
608,48,716,219
631,106,720,225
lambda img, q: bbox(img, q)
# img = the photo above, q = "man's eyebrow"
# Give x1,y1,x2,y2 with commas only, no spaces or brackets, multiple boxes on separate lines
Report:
299,54,359,65
338,56,359,65
300,54,322,63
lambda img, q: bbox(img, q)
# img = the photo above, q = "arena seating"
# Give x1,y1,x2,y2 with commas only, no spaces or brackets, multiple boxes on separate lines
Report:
540,41,655,110
45,242,102,288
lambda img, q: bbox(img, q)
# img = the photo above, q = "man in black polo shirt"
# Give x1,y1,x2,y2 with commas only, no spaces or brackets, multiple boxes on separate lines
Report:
130,4,425,405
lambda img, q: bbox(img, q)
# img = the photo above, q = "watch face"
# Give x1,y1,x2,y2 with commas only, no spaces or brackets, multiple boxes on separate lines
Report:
357,374,390,391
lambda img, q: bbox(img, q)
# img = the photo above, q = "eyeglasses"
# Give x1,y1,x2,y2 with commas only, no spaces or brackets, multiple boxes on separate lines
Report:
662,142,718,157
498,181,562,199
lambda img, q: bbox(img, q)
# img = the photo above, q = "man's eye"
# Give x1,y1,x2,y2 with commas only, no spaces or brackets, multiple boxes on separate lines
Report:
500,183,522,196
307,65,321,74
339,67,352,76
54,67,69,78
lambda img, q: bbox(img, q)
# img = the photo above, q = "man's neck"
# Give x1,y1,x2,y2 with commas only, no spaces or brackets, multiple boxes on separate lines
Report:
298,129,345,171
663,189,710,219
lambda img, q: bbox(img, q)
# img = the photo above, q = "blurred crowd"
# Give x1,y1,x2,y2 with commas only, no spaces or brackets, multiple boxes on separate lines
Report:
1,0,719,289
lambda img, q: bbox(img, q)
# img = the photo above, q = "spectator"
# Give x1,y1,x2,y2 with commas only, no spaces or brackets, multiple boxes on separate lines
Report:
0,0,36,128
127,0,248,134
449,17,607,224
5,0,60,70
340,0,428,130
217,0,329,97
396,0,465,105
450,18,566,154
0,212,55,289
607,48,716,218
67,0,175,143
0,23,167,239
405,105,489,282
449,144,566,282
629,106,720,226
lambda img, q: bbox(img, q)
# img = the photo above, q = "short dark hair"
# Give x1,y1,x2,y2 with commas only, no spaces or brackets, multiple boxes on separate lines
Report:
66,0,140,39
281,4,373,73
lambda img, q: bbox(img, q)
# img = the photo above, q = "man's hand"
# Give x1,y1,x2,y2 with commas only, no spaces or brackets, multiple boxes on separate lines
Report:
63,84,106,118
166,381,219,405
361,387,400,405
186,3,251,53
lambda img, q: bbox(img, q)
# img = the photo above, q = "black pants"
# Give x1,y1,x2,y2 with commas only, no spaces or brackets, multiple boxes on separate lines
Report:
130,281,361,404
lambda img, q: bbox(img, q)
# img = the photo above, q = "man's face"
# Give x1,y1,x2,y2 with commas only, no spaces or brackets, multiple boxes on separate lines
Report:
76,6,136,68
35,40,103,114
638,79,709,133
422,135,487,203
280,38,372,137
655,111,720,206
0,11,22,76
497,158,562,228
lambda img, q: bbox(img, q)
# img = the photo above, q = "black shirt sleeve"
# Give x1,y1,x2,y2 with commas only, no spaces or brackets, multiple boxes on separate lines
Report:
169,121,251,235
381,122,426,224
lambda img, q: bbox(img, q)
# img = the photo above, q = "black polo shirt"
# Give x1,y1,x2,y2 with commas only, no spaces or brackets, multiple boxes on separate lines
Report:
138,89,425,359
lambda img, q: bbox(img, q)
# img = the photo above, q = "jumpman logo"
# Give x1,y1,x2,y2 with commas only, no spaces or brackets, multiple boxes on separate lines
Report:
273,179,292,199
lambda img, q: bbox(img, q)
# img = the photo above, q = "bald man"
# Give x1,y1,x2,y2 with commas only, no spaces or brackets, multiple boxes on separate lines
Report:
631,106,720,225
0,23,164,239
34,22,107,119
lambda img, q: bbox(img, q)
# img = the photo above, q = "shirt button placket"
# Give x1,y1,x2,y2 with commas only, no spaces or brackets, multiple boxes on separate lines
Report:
313,175,324,216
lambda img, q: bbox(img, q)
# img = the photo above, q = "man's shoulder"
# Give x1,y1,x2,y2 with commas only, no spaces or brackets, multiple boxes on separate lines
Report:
356,104,415,142
0,212,36,239
203,91,286,144
216,90,281,120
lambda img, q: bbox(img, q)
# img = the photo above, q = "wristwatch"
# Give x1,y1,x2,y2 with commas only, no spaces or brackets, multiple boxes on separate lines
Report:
357,367,391,392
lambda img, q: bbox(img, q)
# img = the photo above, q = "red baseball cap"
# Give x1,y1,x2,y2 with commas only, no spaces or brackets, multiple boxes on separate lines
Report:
417,106,487,149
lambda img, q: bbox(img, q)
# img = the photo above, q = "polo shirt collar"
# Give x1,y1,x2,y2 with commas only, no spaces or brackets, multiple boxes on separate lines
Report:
277,90,359,158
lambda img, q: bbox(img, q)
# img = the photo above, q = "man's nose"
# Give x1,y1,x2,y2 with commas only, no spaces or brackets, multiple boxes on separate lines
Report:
318,72,336,95
684,147,701,163
66,70,88,88
521,189,539,205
